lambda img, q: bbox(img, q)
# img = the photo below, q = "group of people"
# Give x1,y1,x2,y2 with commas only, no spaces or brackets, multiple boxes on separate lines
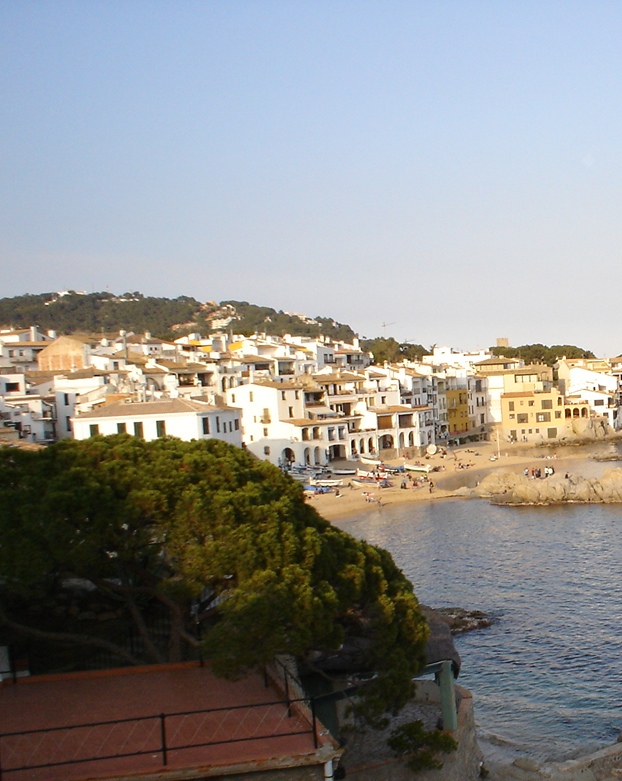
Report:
524,465,555,479
400,474,434,491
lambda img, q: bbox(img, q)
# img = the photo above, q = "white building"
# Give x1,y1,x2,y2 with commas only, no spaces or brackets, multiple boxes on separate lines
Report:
72,398,242,445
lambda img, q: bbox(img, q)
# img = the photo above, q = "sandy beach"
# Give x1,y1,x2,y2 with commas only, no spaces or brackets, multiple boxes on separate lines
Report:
309,439,621,523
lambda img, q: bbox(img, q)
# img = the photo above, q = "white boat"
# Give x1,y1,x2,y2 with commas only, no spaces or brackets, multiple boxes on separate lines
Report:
360,456,382,466
332,468,357,475
351,477,378,486
309,478,343,487
403,462,431,474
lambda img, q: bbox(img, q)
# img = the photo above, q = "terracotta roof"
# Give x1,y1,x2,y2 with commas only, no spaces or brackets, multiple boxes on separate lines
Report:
474,356,522,366
312,372,364,382
75,398,231,419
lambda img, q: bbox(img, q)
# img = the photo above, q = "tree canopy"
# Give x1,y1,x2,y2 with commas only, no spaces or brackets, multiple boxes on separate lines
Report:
490,343,596,366
0,292,358,342
361,337,428,364
0,437,428,719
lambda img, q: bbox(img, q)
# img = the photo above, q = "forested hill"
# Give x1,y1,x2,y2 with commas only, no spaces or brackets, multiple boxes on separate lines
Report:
0,292,357,341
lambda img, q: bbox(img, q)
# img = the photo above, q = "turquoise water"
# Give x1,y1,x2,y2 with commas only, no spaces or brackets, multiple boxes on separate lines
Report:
334,499,622,761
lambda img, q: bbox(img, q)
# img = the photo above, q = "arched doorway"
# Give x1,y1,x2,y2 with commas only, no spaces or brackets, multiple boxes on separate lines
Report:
281,447,295,466
379,434,394,450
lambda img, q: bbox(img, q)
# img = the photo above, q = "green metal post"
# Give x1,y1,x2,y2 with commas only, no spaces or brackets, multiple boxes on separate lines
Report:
439,660,458,732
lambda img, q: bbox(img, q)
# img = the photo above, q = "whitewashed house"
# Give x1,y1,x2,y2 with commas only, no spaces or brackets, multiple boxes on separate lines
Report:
72,398,242,445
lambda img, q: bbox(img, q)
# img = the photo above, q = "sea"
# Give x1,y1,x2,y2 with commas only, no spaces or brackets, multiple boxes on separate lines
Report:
334,498,622,763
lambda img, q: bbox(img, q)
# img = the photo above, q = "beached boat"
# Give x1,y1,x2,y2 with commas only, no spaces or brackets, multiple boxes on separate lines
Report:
309,478,343,487
359,455,382,466
351,477,378,487
352,477,393,488
403,462,431,474
332,468,357,475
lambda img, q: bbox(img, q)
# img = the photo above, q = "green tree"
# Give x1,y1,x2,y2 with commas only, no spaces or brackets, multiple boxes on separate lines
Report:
0,437,428,720
490,343,596,366
388,720,457,772
361,337,428,364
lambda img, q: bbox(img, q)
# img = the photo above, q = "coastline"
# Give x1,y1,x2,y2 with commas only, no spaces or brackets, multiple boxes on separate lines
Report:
312,439,619,523
317,439,622,780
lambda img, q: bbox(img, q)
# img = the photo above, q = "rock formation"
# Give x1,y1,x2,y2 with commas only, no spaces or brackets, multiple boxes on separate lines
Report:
472,468,622,506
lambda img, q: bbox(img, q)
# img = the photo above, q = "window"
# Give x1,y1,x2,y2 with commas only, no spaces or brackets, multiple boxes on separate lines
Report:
234,419,239,430
517,413,528,423
64,393,70,405
594,399,604,406
134,421,144,439
295,390,299,399
509,414,515,419
89,424,99,437
202,417,210,435
547,428,557,439
249,391,254,402
230,393,235,403
263,446,270,455
281,391,286,400
381,396,386,404
5,382,19,392
288,406,294,418
263,427,268,436
528,400,534,407
541,399,553,409
117,422,127,433
156,420,166,437
510,429,517,440
555,411,561,418
66,416,72,432
536,412,551,422
216,416,220,433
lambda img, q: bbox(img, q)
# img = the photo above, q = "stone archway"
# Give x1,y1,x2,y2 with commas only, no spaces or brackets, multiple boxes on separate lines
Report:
379,434,394,450
281,447,295,465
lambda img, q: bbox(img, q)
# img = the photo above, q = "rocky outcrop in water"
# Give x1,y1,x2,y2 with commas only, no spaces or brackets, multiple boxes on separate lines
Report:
472,468,622,506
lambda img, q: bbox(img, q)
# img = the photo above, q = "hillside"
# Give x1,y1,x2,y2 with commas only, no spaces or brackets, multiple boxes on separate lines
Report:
0,292,357,342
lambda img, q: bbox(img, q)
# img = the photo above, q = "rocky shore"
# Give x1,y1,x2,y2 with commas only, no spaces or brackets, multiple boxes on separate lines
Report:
471,467,622,506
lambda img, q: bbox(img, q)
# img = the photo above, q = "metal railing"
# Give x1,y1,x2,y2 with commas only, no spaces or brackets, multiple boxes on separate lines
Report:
0,693,319,779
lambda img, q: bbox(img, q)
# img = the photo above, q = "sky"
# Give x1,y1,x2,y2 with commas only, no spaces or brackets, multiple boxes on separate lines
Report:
2,1,622,355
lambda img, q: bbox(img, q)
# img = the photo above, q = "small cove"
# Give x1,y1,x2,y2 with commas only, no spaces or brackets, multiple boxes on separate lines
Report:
334,499,622,761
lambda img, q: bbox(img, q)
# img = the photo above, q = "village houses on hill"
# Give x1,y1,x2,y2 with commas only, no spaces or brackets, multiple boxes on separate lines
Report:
1,326,620,463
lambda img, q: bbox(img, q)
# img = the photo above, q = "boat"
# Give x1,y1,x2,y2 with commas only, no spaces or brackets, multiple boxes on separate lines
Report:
351,477,378,487
309,478,343,487
303,485,332,494
403,462,432,474
332,468,357,475
359,455,382,466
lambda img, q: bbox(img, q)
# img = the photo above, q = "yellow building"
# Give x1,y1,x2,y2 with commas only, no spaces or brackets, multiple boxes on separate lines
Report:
446,388,470,441
501,387,591,443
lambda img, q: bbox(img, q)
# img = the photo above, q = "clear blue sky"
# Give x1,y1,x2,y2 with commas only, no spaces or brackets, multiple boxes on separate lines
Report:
2,1,622,354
